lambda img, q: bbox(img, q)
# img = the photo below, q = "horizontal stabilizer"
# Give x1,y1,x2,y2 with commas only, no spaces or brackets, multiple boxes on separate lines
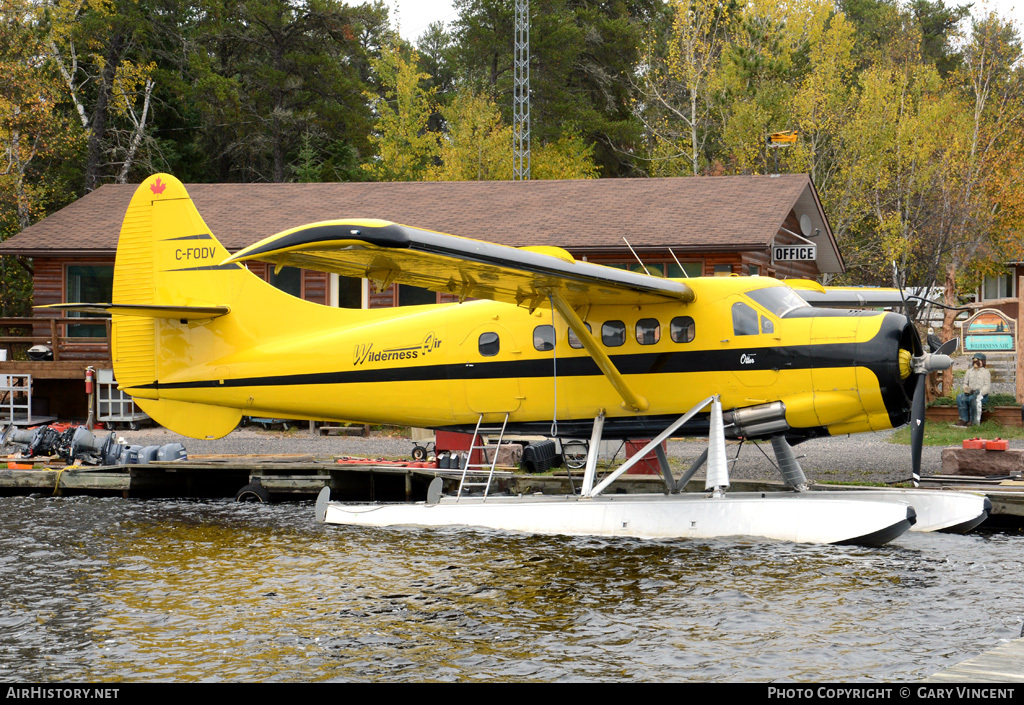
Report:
40,303,230,320
131,397,242,440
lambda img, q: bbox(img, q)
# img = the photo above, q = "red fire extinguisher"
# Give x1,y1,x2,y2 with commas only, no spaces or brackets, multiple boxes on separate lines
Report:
85,367,95,429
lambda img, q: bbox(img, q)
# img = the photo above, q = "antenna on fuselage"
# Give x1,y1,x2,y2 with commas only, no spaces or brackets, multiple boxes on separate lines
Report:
667,248,689,278
622,237,650,276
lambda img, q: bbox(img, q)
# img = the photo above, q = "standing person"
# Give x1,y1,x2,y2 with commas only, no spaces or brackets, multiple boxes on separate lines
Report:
956,353,992,426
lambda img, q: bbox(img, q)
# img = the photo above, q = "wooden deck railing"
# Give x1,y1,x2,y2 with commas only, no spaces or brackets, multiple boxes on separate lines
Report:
0,317,111,362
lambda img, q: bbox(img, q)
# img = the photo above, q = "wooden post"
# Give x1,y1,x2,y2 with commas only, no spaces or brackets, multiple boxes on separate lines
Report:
49,318,60,362
1017,276,1024,404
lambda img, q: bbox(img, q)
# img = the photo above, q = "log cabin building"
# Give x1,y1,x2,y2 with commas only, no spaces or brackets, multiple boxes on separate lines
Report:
0,174,842,419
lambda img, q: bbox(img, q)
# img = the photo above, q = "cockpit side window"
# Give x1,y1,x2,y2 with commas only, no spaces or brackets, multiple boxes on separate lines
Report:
732,302,759,336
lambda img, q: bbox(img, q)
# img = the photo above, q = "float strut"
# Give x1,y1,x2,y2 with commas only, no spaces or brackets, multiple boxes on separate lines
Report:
580,411,606,497
654,443,675,493
770,434,809,492
674,448,708,492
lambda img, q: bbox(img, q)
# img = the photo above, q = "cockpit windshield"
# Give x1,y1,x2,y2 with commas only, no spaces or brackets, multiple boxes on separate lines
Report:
746,286,810,318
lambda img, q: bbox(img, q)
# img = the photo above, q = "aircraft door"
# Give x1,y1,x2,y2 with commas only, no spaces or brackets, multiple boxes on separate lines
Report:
460,323,523,415
727,298,779,388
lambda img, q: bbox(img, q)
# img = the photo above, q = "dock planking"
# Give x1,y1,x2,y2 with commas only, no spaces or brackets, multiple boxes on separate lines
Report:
3,455,1024,526
928,637,1024,682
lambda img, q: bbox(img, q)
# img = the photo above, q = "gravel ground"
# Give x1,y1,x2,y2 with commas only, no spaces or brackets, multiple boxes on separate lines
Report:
111,423,979,487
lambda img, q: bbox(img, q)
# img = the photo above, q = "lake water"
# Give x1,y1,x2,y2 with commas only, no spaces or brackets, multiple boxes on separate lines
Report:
2,495,1022,683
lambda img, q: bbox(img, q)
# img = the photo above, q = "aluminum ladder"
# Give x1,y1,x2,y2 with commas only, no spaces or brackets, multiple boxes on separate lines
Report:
456,413,510,499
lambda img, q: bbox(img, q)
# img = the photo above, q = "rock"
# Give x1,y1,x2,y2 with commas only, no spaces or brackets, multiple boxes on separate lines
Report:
941,447,1024,476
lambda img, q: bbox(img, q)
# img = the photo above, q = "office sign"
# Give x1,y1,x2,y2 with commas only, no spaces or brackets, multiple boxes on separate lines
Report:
772,245,816,262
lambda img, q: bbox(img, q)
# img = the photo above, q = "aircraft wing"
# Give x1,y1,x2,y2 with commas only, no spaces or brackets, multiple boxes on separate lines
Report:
222,220,694,308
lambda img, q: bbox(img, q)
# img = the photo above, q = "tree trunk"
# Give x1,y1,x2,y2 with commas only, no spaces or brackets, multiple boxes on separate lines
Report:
939,263,959,399
83,34,125,193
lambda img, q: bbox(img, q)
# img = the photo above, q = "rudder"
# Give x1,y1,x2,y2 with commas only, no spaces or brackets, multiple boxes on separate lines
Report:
111,174,250,436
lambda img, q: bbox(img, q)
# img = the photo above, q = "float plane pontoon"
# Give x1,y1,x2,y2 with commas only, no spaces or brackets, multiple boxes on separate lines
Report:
54,174,989,545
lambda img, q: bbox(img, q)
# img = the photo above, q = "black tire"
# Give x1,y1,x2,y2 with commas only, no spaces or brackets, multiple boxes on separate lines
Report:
235,481,270,503
411,445,428,461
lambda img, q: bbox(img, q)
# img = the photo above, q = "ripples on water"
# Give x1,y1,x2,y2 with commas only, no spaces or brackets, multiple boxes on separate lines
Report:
1,495,1022,682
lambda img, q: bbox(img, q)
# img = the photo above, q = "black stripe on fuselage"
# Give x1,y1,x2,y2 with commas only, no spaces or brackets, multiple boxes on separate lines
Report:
137,339,897,392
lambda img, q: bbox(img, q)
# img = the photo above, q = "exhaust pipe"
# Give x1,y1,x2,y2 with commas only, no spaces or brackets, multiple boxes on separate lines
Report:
722,401,789,439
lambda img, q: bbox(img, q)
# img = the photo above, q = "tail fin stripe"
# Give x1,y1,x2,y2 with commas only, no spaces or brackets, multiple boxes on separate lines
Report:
162,234,214,241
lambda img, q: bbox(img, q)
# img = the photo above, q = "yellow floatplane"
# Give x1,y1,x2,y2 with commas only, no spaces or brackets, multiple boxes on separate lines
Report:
54,175,989,544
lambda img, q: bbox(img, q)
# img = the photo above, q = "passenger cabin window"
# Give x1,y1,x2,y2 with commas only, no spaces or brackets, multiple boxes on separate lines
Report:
732,302,759,336
602,321,626,347
670,316,695,343
568,323,592,349
533,325,555,351
635,318,661,345
478,332,500,356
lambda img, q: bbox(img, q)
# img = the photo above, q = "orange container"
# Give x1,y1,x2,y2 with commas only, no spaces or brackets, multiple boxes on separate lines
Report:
986,438,1009,451
962,438,985,450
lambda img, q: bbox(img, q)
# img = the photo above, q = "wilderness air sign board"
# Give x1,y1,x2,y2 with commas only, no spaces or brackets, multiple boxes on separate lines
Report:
962,309,1015,352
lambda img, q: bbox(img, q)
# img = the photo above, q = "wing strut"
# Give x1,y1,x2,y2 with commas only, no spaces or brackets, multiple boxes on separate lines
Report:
548,292,649,412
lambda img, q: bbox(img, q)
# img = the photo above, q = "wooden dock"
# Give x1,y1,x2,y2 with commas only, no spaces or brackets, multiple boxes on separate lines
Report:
3,455,1024,527
928,637,1024,682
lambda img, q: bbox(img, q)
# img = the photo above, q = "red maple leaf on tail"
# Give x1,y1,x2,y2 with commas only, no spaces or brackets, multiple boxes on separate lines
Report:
150,177,167,195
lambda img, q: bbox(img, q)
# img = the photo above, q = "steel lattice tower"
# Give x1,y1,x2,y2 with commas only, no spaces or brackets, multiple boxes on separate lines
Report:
513,0,530,180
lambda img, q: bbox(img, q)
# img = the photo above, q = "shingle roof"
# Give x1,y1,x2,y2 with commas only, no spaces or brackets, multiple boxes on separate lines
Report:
0,174,842,271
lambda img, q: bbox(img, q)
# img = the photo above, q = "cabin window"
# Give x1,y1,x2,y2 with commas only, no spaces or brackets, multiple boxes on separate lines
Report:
65,265,113,338
269,266,302,298
398,284,437,306
635,319,661,345
478,332,500,356
761,316,775,334
670,316,695,343
568,323,592,349
714,264,734,276
732,302,759,336
533,325,555,351
602,321,626,347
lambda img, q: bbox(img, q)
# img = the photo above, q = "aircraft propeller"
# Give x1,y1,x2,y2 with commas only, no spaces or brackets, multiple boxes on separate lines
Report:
906,338,958,485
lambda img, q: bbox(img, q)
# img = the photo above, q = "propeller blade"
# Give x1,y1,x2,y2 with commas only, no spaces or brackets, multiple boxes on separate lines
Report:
936,338,959,356
910,373,927,487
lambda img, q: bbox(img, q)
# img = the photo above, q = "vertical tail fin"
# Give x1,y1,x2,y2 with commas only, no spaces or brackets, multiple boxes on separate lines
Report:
112,174,251,437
